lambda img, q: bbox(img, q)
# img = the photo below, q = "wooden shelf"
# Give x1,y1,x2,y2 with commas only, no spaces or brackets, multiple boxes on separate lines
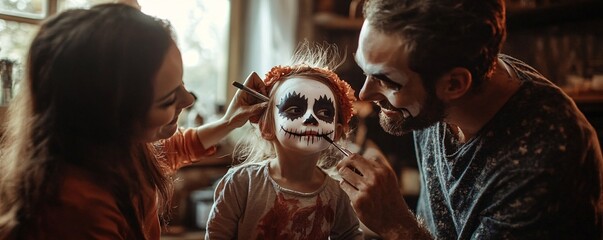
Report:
507,0,603,30
562,88,603,104
161,231,205,240
313,1,603,31
313,12,363,31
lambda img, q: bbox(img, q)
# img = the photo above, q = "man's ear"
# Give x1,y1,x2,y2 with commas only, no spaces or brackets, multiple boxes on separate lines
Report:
436,67,472,101
333,123,345,142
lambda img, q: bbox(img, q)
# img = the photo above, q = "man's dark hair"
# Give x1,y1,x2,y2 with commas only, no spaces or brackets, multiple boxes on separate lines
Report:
363,0,506,91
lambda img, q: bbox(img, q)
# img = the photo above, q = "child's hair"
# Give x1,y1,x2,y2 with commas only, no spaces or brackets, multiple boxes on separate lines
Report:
233,42,356,169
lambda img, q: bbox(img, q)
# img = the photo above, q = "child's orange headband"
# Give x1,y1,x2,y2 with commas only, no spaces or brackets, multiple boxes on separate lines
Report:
263,65,356,131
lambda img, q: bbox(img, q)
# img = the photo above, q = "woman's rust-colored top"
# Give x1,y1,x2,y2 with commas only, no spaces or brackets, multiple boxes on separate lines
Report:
26,128,216,239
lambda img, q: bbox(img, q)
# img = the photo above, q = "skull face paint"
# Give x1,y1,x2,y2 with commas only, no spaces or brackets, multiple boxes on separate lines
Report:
273,77,336,153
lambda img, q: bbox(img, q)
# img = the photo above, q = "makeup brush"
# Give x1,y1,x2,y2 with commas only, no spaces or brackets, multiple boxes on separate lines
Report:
323,135,363,176
322,135,352,157
232,81,352,157
232,81,269,102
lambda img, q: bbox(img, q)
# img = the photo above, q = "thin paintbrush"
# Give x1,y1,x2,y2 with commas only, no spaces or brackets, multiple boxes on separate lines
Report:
232,81,270,102
232,81,351,157
324,135,361,176
322,135,352,157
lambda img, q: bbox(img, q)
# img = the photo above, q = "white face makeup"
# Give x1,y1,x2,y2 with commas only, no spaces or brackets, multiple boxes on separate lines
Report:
355,21,423,118
359,62,421,118
359,62,410,91
273,77,336,153
355,20,445,135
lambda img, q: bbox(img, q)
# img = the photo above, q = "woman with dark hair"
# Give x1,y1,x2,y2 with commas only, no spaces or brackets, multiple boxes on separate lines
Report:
0,4,266,239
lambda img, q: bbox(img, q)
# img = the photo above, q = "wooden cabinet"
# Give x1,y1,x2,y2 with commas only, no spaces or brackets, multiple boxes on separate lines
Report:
504,0,603,144
298,0,365,91
504,0,603,86
565,90,603,146
506,0,603,31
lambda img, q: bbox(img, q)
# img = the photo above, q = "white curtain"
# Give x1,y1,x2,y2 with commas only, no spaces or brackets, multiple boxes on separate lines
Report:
227,0,298,100
244,0,297,75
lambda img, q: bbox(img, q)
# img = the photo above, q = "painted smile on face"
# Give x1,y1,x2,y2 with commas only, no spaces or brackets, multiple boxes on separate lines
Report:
274,78,336,152
280,126,334,145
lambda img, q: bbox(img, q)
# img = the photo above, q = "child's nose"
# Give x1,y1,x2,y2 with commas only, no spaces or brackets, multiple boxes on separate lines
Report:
303,114,319,126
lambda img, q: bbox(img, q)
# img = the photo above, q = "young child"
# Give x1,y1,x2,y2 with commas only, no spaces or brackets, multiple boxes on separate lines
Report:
205,45,363,239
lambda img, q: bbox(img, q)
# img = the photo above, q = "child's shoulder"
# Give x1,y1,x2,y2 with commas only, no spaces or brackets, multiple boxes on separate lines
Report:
217,162,271,191
223,162,268,180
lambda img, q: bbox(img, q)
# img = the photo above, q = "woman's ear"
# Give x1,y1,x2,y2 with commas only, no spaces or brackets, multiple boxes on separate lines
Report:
435,67,472,102
333,123,345,142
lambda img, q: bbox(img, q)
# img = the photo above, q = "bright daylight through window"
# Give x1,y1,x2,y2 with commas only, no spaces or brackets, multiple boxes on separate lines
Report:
0,0,231,117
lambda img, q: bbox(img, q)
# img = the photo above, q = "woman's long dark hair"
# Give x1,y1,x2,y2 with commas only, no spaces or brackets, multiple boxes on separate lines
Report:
0,4,174,239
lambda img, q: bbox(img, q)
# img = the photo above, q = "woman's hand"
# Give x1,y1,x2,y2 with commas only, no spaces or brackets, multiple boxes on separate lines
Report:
222,72,268,128
195,72,267,148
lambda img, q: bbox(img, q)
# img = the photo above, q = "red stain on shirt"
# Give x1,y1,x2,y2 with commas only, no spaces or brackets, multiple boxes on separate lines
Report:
256,193,334,239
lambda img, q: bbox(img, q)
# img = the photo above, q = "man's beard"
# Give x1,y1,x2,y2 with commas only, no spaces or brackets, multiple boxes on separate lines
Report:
377,93,446,136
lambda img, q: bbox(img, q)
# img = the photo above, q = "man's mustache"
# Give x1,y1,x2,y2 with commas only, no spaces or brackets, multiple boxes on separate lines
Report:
376,100,412,118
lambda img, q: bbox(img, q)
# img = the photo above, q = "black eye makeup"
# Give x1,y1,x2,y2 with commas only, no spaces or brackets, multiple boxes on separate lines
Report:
314,95,335,123
276,91,308,121
363,72,402,91
372,74,402,91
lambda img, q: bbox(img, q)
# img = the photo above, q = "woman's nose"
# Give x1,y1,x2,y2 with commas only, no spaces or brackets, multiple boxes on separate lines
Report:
359,76,386,101
179,90,195,109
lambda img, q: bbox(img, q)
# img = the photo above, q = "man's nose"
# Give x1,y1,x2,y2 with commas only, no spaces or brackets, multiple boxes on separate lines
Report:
303,114,319,126
359,76,386,101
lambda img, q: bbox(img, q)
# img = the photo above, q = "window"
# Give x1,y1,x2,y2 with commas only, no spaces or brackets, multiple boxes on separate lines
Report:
139,0,231,115
0,20,38,65
0,0,49,98
0,0,48,19
0,0,231,114
58,0,113,11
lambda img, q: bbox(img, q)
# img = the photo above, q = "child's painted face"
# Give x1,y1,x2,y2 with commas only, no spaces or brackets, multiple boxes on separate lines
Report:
273,77,336,153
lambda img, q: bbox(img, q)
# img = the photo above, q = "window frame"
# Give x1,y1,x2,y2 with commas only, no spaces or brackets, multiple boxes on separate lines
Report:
1,0,239,105
0,0,57,25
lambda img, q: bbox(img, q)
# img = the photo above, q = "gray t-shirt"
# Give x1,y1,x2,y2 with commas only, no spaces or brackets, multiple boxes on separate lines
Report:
205,162,363,240
414,55,602,239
